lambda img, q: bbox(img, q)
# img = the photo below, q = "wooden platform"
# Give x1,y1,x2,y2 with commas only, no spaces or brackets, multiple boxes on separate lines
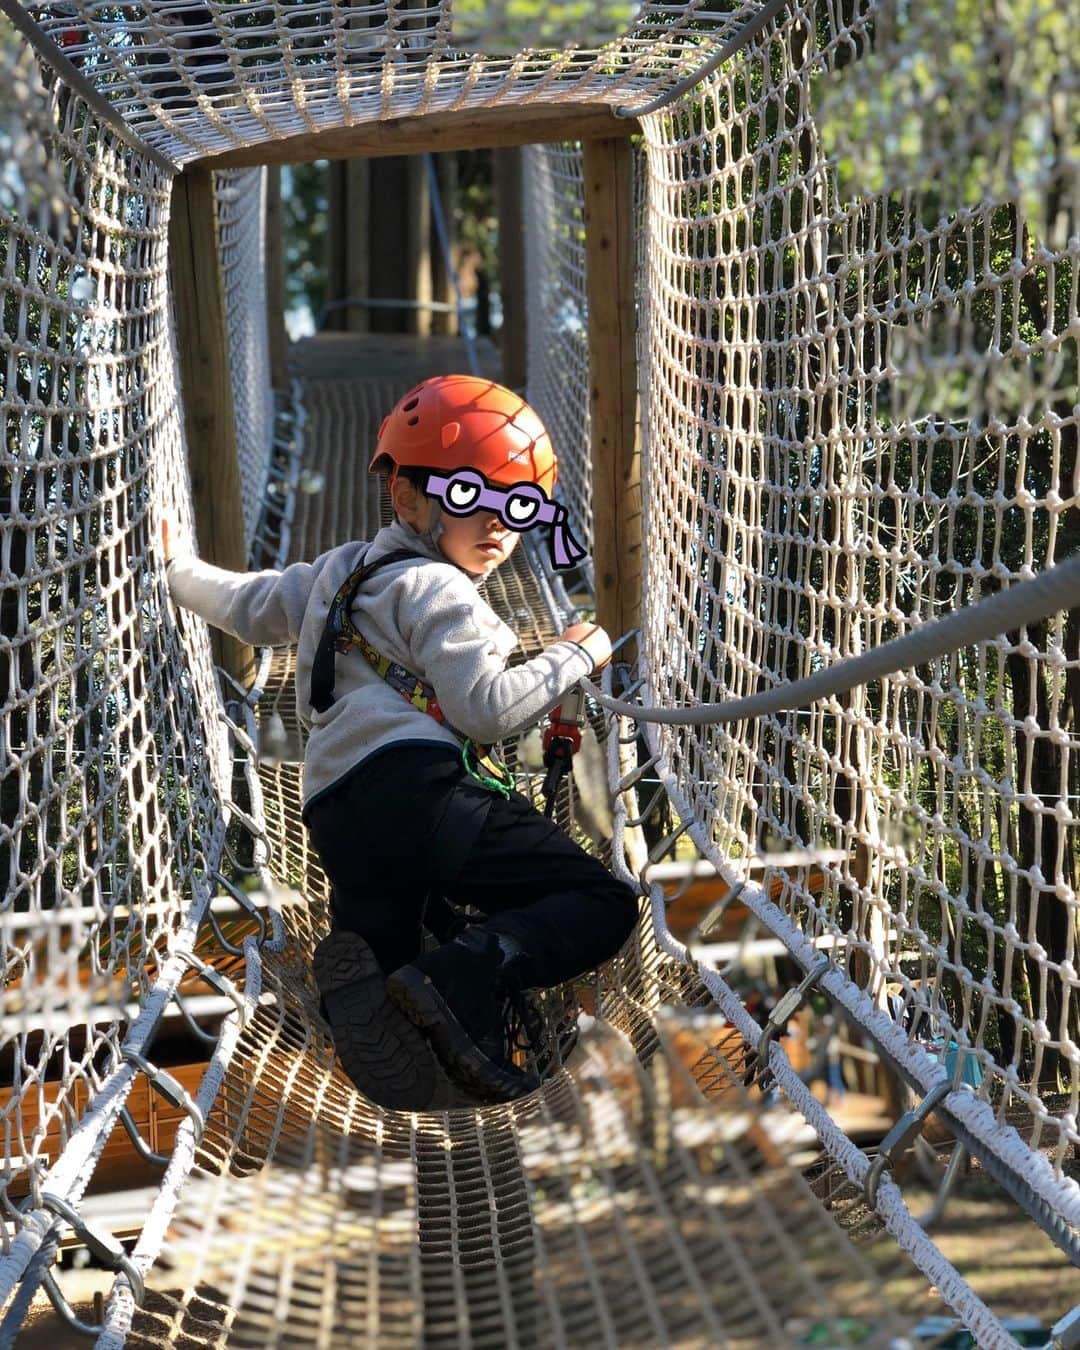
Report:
291,332,501,383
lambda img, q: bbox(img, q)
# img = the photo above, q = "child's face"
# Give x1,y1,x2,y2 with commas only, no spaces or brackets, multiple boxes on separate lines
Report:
436,505,522,577
393,476,520,577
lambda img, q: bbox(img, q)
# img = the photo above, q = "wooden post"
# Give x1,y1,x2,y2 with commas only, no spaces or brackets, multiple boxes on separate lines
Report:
406,154,432,337
326,159,371,332
494,147,527,389
369,157,409,333
583,137,641,645
429,152,458,337
325,160,347,331
169,167,255,688
345,158,371,334
264,166,289,388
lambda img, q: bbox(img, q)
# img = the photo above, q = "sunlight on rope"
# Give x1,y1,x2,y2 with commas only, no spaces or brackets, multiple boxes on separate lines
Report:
2,0,1079,1344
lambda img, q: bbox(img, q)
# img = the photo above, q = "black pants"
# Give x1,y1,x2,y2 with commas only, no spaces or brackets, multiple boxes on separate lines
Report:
305,744,639,988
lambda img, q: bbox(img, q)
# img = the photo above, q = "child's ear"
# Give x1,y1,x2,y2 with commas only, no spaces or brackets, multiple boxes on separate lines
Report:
389,473,419,521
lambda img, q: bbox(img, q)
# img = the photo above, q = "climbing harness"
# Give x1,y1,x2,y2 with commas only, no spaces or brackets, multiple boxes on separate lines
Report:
541,684,586,817
309,547,443,718
309,546,516,801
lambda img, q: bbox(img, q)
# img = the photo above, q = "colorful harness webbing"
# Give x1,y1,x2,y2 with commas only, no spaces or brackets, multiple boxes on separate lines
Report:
308,546,514,800
309,548,444,720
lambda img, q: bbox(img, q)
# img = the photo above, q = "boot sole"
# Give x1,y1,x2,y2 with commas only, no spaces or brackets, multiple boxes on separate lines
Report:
313,931,442,1111
386,964,540,1103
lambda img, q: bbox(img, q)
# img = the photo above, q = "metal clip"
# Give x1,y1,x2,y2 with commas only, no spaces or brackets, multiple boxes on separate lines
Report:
206,873,268,949
747,955,831,1089
177,949,249,1019
690,879,748,945
117,1106,170,1167
645,815,696,866
37,1191,145,1318
120,1048,205,1142
864,1079,952,1209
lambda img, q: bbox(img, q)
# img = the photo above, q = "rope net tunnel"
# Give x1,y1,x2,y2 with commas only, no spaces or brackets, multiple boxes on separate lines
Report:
1,1,1078,1345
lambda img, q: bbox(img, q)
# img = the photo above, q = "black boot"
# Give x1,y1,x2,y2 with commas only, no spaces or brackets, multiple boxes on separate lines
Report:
313,929,443,1111
386,927,540,1102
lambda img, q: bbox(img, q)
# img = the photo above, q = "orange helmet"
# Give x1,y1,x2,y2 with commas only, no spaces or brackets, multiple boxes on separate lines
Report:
370,375,558,496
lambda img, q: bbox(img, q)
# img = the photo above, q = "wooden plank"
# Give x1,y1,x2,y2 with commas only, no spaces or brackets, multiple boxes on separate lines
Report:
199,103,640,171
583,136,641,644
169,167,255,687
406,153,432,337
1,1061,208,1199
345,157,372,334
429,152,458,337
369,157,410,333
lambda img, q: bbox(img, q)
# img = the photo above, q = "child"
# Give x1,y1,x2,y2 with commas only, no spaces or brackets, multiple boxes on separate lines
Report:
164,375,639,1108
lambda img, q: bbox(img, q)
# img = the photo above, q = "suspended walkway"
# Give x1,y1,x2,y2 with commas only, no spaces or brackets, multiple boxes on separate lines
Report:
2,2,1079,1346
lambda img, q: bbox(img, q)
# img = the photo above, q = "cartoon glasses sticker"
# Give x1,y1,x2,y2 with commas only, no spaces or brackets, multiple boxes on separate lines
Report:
424,469,587,571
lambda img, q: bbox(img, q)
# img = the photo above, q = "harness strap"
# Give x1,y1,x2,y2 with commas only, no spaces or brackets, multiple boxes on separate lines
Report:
309,546,516,799
309,548,434,715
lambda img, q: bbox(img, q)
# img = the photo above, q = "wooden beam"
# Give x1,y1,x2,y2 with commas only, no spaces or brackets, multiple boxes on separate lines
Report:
198,103,640,171
169,167,256,688
345,157,371,333
583,137,640,646
369,157,409,333
264,166,290,388
406,152,432,336
494,147,527,389
429,152,458,337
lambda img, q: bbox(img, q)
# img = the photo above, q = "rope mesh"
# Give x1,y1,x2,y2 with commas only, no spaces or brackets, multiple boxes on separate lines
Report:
0,34,230,1266
74,362,947,1347
2,0,1079,1342
216,166,275,554
634,0,1080,1185
17,0,773,167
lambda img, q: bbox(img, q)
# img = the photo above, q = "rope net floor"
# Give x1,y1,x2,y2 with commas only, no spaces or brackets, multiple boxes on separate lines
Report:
112,361,953,1350
1,0,1078,1345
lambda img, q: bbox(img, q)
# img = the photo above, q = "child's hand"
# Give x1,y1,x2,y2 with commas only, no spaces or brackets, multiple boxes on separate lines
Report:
161,511,181,564
559,621,612,671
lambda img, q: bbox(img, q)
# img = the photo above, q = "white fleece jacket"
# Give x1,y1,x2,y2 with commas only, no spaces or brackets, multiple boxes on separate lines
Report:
167,518,594,807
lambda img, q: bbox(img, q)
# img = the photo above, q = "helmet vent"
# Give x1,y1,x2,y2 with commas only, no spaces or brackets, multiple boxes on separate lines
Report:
402,398,420,412
407,415,420,426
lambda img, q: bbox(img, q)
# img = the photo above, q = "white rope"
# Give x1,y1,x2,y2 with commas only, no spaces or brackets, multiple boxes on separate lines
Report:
648,890,1025,1350
603,676,1023,1345
588,548,1080,724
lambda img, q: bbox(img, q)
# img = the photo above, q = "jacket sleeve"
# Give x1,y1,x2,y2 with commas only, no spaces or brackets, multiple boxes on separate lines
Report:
167,554,321,647
401,570,595,743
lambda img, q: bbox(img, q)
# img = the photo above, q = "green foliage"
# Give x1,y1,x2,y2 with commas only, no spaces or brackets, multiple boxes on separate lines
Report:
282,161,328,327
452,0,638,52
814,0,1078,250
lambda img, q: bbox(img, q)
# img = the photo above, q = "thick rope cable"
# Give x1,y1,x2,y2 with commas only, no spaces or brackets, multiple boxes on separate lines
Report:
587,547,1080,724
639,753,1080,1250
614,0,796,119
602,685,1024,1348
0,0,179,174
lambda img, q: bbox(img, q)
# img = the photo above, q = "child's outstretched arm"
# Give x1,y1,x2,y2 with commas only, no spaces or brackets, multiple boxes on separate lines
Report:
401,572,613,745
161,511,319,648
